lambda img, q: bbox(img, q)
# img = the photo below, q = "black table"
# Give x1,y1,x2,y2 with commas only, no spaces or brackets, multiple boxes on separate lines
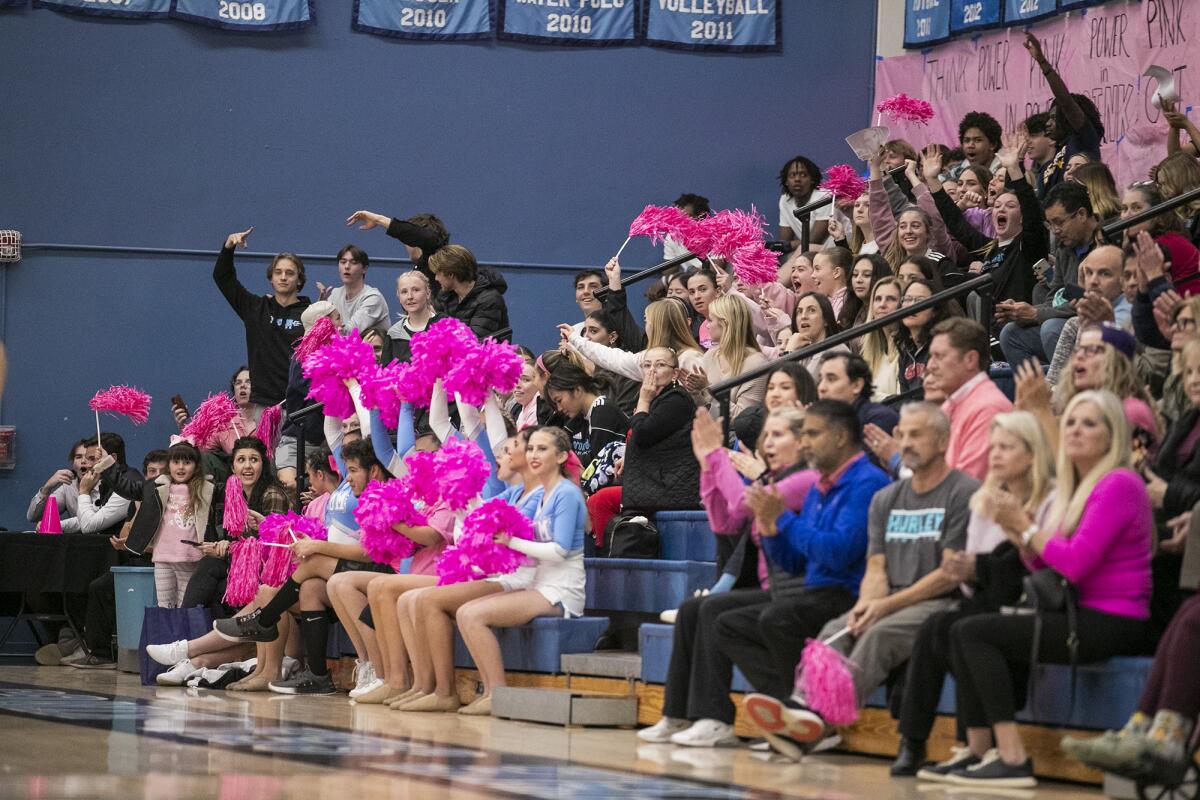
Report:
0,532,122,654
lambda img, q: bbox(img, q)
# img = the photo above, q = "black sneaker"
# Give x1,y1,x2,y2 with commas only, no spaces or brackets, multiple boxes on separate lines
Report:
70,653,116,670
268,668,336,695
948,750,1036,788
213,610,278,643
917,746,981,782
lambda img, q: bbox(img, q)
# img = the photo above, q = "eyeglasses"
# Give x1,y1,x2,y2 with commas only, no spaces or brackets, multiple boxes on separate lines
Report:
1074,344,1107,358
1174,317,1198,331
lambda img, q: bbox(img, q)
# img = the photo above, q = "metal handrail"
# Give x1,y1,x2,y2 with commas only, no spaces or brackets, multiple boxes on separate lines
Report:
592,251,700,300
1100,184,1200,242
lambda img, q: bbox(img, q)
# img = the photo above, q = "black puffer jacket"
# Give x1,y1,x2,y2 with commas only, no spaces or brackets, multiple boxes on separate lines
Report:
622,385,701,512
435,268,510,341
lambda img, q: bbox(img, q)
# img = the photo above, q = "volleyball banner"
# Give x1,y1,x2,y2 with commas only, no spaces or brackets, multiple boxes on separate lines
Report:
1003,0,1056,25
32,0,169,17
169,0,313,30
497,0,635,46
949,0,1001,35
642,0,779,53
354,0,493,41
904,0,952,48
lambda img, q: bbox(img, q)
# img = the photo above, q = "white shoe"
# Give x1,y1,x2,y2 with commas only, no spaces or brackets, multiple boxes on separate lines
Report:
350,677,385,700
146,639,189,666
349,660,376,695
156,659,201,686
638,717,691,743
659,608,678,624
670,718,738,748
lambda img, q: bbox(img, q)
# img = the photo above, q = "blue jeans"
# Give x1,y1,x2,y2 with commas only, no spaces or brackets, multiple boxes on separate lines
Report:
999,317,1068,366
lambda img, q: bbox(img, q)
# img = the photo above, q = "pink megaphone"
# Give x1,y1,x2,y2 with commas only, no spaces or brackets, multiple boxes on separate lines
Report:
38,495,62,534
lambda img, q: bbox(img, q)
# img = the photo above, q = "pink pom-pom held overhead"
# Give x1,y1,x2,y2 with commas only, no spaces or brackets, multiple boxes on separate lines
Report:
820,164,868,203
223,536,263,606
302,330,377,418
181,393,238,451
696,207,777,286
89,385,152,425
292,315,338,363
797,636,859,726
358,361,409,428
876,92,934,125
628,204,695,246
255,404,282,452
222,474,249,537
435,498,536,585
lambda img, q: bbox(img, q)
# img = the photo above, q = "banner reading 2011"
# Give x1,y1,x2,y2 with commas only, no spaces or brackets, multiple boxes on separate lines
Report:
33,0,170,18
354,0,493,41
643,0,779,53
498,0,636,46
170,0,313,30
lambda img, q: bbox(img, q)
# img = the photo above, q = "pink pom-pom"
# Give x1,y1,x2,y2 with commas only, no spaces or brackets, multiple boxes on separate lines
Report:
259,511,328,586
443,338,524,407
89,385,152,425
401,450,442,506
358,362,409,428
797,637,859,726
435,498,536,584
434,438,491,510
729,242,781,286
402,318,480,407
292,315,338,363
181,393,238,451
223,536,263,606
478,338,523,395
692,207,776,286
302,330,377,418
628,204,695,246
354,479,428,565
255,404,282,453
820,164,869,203
222,474,249,537
876,92,934,125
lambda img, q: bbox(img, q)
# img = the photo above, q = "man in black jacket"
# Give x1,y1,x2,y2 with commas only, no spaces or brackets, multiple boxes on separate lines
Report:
428,244,510,341
345,209,450,284
213,227,311,406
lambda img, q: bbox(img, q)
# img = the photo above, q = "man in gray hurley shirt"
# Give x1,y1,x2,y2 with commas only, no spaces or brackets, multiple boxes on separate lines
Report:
813,402,979,708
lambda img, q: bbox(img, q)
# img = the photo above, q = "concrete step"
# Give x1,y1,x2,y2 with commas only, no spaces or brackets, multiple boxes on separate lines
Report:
560,651,641,680
492,685,637,727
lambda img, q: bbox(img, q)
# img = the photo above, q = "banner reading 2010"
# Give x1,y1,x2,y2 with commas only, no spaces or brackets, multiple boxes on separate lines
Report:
170,0,314,30
498,0,636,46
643,0,779,53
354,0,493,41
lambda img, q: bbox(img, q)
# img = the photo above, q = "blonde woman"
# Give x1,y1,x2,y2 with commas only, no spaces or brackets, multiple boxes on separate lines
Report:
383,270,443,364
939,391,1152,788
894,410,1057,776
684,295,769,418
859,277,903,400
560,299,703,382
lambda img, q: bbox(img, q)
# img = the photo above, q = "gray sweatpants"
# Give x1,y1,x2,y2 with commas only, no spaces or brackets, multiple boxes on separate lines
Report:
817,598,955,706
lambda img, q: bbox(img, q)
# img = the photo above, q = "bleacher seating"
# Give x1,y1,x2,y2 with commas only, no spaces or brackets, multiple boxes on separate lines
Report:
585,558,715,614
654,511,718,562
452,616,610,673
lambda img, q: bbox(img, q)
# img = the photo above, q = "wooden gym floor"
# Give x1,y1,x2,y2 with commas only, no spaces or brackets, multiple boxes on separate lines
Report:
0,665,1104,800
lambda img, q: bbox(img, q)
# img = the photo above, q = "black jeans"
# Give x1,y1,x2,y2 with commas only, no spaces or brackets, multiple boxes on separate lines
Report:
896,603,976,743
84,552,151,659
949,608,1147,727
713,585,856,703
180,556,230,615
662,588,771,724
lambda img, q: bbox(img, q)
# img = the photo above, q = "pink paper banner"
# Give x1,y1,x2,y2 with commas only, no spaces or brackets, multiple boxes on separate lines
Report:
874,0,1200,187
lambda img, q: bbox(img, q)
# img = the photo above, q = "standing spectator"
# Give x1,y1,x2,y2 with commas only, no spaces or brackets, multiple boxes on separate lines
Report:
777,155,831,250
1023,112,1056,198
321,245,390,337
949,112,1003,178
276,301,341,489
428,244,510,340
382,271,444,365
345,209,449,284
212,227,310,406
663,193,709,270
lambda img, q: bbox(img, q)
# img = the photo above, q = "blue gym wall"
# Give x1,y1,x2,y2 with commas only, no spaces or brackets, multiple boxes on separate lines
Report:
0,1,878,523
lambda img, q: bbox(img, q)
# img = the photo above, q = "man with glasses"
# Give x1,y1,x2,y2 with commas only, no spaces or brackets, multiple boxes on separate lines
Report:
320,244,391,338
997,182,1099,368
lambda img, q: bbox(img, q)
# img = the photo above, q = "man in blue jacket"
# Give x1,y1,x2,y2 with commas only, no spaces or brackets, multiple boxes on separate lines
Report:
712,399,890,758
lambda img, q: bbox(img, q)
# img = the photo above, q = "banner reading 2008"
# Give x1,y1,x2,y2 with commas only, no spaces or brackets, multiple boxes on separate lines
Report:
33,0,170,18
643,0,779,53
498,0,636,46
354,0,493,41
169,0,313,30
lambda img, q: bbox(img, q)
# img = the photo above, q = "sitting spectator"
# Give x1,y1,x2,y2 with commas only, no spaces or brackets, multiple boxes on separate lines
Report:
743,402,975,760
811,247,858,329
1122,182,1200,293
869,154,953,272
543,362,628,475
213,227,310,406
848,253,893,326
1045,246,1133,384
573,309,641,416
731,362,818,453
572,268,604,329
942,390,1151,788
276,301,341,489
782,292,848,382
663,192,709,271
788,249,818,294
896,254,948,292
816,352,899,435
895,279,957,396
1154,151,1200,248
841,193,880,256
996,181,1098,367
64,434,136,537
321,244,390,337
687,296,770,419
593,257,648,352
345,208,449,284
777,154,831,250
1071,163,1122,223
859,277,904,399
892,411,1055,775
510,353,541,431
949,110,1003,178
1022,112,1056,198
382,270,444,365
429,244,510,340
27,438,91,531
1144,339,1200,522
210,366,263,456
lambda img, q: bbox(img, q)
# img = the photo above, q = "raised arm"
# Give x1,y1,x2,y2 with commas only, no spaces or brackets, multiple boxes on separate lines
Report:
1024,33,1088,136
565,329,642,380
212,227,257,319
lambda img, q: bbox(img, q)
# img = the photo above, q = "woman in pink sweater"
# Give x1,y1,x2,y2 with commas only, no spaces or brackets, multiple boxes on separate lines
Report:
934,390,1152,788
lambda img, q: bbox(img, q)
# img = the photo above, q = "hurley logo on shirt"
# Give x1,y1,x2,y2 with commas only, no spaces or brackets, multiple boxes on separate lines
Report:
272,315,303,332
884,508,945,542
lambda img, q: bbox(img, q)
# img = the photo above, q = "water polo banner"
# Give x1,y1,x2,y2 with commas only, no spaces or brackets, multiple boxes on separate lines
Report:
354,0,494,41
169,0,313,30
642,0,780,53
949,0,1001,35
32,0,170,18
497,0,636,46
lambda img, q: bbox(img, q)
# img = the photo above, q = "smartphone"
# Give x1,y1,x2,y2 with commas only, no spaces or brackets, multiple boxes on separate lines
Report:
179,539,202,548
1031,258,1051,282
1063,283,1086,301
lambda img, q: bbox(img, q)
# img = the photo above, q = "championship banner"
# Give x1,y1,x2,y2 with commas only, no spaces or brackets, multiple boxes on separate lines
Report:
877,0,1199,188
354,0,493,41
1003,0,1056,25
643,0,780,53
949,0,1001,35
32,0,170,17
170,0,313,30
904,0,951,48
498,0,635,46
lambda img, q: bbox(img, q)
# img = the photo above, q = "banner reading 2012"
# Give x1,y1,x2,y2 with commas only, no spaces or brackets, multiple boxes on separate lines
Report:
33,0,170,18
354,0,493,41
498,0,636,46
170,0,313,30
643,0,779,53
